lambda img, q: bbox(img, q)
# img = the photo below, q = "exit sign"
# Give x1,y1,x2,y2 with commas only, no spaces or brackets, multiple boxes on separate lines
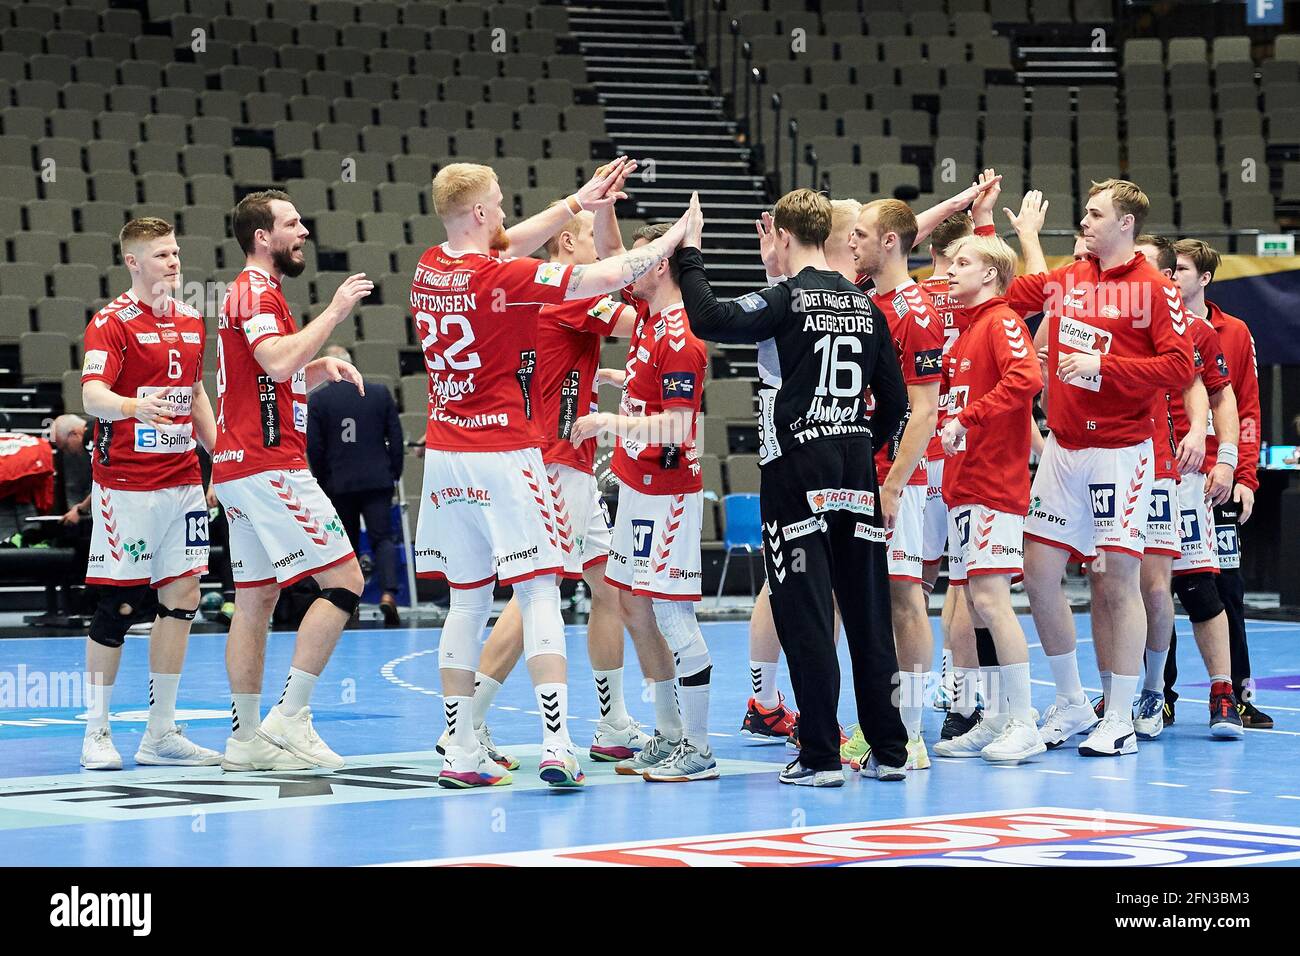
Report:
1248,0,1284,25
1257,233,1295,256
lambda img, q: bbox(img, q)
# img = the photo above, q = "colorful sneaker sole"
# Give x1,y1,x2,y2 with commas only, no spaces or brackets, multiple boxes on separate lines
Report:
589,745,637,762
642,767,721,782
539,762,585,787
437,771,512,789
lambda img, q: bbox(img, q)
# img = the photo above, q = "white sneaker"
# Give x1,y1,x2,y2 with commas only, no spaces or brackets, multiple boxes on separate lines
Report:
257,706,344,769
779,758,845,787
859,753,907,780
905,734,931,770
1078,713,1139,756
221,734,314,771
590,715,652,762
81,727,122,770
437,724,520,770
1132,689,1165,740
437,743,512,789
135,725,222,766
980,716,1047,764
933,717,1002,757
538,742,586,787
1038,700,1099,748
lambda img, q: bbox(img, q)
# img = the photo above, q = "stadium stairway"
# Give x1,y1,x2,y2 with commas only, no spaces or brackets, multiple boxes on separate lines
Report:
570,0,772,299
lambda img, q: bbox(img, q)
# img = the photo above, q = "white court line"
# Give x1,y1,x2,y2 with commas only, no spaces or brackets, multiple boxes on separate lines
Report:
1037,769,1072,775
1278,795,1300,801
1211,788,1250,795
1092,775,1127,781
1149,781,1188,788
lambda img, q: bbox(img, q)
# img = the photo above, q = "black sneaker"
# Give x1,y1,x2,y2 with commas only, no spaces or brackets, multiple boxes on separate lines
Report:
740,693,798,743
785,717,801,751
941,708,982,741
778,757,844,787
1210,685,1245,738
1238,700,1273,729
1163,698,1176,726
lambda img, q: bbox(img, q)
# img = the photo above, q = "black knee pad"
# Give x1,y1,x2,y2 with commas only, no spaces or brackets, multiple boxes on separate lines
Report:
89,585,154,648
678,664,712,688
975,627,998,667
1173,572,1224,624
157,605,197,621
318,587,361,615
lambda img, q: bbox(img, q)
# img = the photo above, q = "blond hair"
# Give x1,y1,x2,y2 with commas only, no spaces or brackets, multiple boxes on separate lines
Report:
543,199,585,257
772,188,832,246
1172,237,1221,280
863,198,918,254
944,234,1018,293
432,163,498,220
119,216,174,252
829,198,862,242
1088,178,1149,235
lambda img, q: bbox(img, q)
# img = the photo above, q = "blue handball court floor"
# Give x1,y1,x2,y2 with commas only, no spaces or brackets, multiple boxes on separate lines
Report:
1,614,1297,867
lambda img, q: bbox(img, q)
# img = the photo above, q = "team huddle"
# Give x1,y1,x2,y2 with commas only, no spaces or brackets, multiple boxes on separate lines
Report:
73,154,1265,788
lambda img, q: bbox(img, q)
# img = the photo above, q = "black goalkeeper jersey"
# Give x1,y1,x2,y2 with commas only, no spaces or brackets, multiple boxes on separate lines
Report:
676,247,906,467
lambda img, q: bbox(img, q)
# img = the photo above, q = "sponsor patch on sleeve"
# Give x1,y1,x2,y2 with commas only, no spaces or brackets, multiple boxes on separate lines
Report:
736,292,767,313
661,371,697,401
535,262,566,287
913,347,942,377
588,297,619,328
181,331,202,344
243,313,280,342
1216,353,1229,378
82,350,108,376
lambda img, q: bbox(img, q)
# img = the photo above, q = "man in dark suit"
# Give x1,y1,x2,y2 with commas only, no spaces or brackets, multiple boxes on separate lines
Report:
307,346,405,625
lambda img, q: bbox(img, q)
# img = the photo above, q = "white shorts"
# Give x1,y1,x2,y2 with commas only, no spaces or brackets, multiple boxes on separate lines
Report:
1144,476,1180,558
1025,434,1154,560
947,503,1025,586
921,457,947,564
214,468,355,589
1214,509,1241,570
547,462,612,578
1173,474,1219,576
886,483,927,583
414,447,564,588
605,484,703,601
87,482,208,588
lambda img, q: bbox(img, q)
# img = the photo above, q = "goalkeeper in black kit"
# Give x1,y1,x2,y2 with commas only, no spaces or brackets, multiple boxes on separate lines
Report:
676,189,911,786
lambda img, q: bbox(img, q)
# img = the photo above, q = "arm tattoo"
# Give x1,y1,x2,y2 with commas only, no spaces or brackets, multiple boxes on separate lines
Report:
618,239,668,285
565,264,587,295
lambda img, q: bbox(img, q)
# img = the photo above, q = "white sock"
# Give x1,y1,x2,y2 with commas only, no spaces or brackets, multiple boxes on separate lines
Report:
593,667,629,723
1107,674,1138,722
1046,650,1087,706
954,665,979,717
472,673,501,729
146,672,180,736
941,647,954,689
444,695,472,749
535,682,570,747
1100,669,1113,701
900,669,928,737
85,681,114,734
652,678,683,740
231,693,260,742
1002,662,1034,723
1143,649,1168,693
751,659,779,709
678,677,710,750
980,665,1002,722
276,666,317,716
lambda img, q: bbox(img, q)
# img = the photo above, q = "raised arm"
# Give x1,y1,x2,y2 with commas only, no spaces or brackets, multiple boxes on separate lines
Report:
254,274,372,381
563,208,688,300
593,161,634,259
504,157,633,259
913,173,1003,248
1005,190,1050,276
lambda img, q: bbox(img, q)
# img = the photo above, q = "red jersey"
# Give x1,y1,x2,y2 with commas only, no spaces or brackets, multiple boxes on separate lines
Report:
867,278,944,486
920,275,967,462
612,301,707,496
410,244,574,452
82,289,205,491
1205,301,1260,490
941,297,1041,514
1168,315,1230,473
536,293,633,474
213,266,308,482
1005,252,1194,450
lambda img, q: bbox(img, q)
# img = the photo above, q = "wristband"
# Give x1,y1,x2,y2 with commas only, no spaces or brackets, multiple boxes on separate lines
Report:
566,194,584,215
974,223,996,237
1216,442,1238,469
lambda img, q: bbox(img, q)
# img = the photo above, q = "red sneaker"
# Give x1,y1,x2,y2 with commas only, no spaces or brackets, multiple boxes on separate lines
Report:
740,693,799,743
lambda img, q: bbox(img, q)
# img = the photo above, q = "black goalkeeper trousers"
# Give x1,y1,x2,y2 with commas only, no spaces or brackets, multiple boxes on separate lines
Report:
1164,567,1253,704
759,437,907,772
